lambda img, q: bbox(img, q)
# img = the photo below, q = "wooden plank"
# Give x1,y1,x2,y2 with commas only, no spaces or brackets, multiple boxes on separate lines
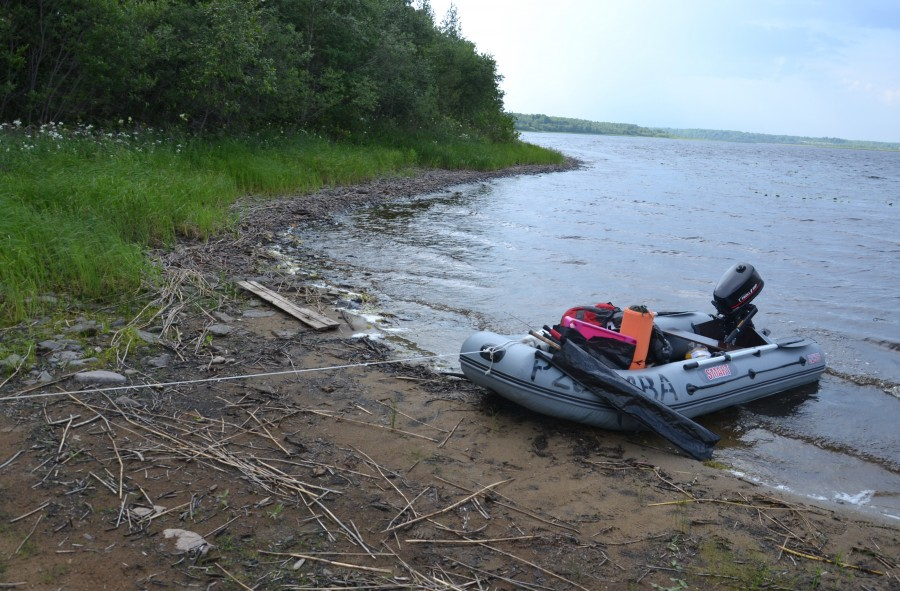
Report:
237,280,339,331
660,328,725,351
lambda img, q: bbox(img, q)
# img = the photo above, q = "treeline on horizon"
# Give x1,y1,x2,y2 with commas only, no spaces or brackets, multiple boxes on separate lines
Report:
513,113,669,138
0,0,514,143
513,113,900,150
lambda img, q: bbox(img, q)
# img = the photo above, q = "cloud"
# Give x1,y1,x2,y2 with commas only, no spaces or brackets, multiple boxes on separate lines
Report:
429,0,900,141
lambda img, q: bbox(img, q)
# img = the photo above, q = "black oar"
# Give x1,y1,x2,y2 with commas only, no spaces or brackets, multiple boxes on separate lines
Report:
538,341,720,461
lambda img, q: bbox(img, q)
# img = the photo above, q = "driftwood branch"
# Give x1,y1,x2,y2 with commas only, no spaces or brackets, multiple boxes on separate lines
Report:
779,545,885,576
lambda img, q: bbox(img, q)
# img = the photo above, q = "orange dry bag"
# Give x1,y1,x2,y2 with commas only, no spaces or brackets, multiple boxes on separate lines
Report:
619,305,655,370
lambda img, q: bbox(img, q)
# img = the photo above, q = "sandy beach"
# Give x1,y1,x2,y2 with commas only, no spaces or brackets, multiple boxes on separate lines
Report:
0,163,897,590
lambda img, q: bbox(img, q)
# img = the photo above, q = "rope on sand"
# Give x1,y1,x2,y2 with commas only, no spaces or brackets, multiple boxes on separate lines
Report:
1,351,482,403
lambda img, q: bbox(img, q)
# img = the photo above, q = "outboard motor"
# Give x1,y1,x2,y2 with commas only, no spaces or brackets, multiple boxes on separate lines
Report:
712,263,764,345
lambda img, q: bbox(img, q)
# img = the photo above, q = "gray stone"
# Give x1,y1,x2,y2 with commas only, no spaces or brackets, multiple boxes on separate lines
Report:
206,323,233,336
74,370,127,385
273,330,299,339
242,309,275,318
146,353,173,368
51,350,83,367
65,321,101,336
137,330,159,344
67,357,98,367
115,396,141,408
162,528,213,556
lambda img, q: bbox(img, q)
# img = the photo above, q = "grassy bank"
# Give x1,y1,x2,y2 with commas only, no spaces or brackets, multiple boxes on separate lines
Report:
0,122,564,327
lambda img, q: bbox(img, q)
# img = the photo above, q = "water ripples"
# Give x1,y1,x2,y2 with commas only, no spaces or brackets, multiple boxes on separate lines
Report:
290,132,900,520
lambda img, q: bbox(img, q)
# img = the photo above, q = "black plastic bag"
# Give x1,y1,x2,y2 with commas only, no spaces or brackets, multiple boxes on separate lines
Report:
648,324,673,365
553,324,635,370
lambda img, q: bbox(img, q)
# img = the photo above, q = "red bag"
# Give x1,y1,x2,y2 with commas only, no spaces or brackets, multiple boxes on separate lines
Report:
559,303,620,330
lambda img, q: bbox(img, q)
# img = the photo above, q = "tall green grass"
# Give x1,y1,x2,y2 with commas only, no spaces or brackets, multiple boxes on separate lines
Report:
198,139,418,194
405,138,566,170
0,122,564,324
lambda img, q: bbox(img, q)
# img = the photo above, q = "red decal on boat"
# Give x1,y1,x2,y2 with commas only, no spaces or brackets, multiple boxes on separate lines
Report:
705,365,732,380
807,352,822,365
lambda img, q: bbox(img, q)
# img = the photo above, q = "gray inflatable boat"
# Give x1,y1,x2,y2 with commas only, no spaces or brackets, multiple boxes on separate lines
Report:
459,264,826,432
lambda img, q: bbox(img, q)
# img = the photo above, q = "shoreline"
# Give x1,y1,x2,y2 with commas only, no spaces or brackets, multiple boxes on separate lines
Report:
1,163,897,589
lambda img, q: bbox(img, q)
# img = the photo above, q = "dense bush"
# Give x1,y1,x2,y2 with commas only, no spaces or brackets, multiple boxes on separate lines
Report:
0,0,515,142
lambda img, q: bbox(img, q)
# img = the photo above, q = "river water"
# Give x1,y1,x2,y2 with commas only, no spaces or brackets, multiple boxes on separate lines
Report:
290,132,900,522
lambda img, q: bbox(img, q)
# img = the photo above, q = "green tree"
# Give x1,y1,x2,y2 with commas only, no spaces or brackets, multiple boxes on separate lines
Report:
1,0,517,142
1,0,143,122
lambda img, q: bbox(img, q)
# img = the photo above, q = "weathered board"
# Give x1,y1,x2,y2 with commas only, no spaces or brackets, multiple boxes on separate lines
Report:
237,280,339,331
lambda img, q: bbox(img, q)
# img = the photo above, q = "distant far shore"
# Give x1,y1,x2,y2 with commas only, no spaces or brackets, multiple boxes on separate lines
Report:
512,112,900,150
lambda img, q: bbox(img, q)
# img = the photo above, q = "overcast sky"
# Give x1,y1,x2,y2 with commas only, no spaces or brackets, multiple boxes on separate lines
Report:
427,1,900,142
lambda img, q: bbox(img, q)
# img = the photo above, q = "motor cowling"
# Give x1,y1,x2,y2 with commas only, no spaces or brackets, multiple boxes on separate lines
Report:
712,263,764,319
